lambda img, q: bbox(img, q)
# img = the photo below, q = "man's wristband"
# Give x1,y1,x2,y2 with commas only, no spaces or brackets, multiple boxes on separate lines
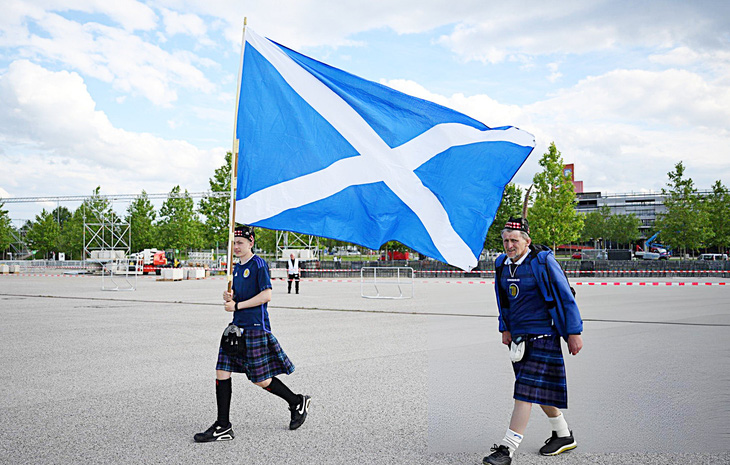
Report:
234,301,238,311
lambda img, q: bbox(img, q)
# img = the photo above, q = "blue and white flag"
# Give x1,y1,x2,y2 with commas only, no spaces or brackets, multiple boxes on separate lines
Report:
235,28,534,271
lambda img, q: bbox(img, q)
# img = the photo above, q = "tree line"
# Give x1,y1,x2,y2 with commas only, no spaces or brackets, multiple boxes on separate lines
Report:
485,147,729,256
1,147,728,260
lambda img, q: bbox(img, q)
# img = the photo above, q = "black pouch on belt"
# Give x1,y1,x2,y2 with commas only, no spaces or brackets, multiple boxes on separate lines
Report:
221,323,246,356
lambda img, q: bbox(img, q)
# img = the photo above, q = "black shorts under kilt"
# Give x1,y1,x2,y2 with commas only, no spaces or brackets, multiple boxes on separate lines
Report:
216,329,295,383
512,334,568,409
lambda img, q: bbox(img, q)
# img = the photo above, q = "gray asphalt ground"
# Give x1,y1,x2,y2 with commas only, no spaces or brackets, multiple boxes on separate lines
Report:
1,273,729,465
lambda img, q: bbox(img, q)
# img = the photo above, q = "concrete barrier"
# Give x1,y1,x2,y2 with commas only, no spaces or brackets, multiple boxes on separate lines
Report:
185,268,206,280
159,268,184,281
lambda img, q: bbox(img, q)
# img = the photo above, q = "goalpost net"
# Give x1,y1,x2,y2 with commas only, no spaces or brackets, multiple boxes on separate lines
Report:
360,266,414,299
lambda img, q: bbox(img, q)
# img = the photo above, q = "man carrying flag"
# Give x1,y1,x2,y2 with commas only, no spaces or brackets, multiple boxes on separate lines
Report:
194,226,311,442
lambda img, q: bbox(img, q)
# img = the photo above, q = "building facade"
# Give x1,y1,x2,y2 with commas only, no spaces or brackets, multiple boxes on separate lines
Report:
576,191,668,236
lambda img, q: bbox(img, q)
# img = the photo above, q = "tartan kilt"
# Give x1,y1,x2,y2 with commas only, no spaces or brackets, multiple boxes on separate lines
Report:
216,329,295,383
512,334,568,409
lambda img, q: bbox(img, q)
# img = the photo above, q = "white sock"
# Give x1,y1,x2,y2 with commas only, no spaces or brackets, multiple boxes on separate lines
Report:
548,412,571,437
500,429,523,456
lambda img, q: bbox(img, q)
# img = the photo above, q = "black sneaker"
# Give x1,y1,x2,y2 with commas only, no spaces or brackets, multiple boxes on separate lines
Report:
483,444,511,465
539,431,577,455
193,422,234,442
289,394,311,430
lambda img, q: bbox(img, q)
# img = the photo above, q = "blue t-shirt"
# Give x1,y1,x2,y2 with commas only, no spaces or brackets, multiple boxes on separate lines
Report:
231,255,273,331
499,254,555,335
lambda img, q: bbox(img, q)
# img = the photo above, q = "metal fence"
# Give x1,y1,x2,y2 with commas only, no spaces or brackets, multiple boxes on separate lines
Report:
3,258,730,279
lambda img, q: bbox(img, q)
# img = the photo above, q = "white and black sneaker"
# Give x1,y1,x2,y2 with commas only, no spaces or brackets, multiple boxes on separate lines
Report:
193,422,235,442
289,394,311,430
539,431,577,455
483,444,512,465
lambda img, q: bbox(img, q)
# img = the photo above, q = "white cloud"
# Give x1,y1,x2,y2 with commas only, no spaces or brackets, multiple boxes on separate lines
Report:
0,0,157,38
435,1,730,64
0,60,226,198
160,7,206,37
547,62,562,83
71,0,158,31
2,8,216,106
530,69,730,130
152,0,482,49
650,47,730,85
521,68,730,192
384,69,730,193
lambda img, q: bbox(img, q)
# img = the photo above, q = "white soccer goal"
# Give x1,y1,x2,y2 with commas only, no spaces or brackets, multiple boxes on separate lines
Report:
360,266,414,299
99,257,138,291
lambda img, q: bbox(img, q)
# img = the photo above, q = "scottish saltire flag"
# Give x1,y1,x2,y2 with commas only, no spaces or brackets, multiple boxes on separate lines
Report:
235,28,534,271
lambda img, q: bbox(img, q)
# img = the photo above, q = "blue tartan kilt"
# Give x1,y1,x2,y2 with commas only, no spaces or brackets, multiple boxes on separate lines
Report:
216,329,295,383
512,334,568,409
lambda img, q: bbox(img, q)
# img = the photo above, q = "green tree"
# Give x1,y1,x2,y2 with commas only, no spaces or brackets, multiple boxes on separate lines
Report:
579,206,611,248
655,161,711,256
0,202,14,256
199,152,232,249
254,227,276,254
606,213,641,248
703,180,730,253
529,142,584,250
51,206,72,229
484,183,523,251
158,186,205,252
26,209,61,258
126,191,157,251
60,208,84,260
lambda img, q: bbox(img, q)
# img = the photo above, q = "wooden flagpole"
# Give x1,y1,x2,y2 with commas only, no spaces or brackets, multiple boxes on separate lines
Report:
226,17,247,292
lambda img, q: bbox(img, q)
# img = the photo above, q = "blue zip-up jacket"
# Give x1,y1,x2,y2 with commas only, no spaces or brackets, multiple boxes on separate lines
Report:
495,248,583,341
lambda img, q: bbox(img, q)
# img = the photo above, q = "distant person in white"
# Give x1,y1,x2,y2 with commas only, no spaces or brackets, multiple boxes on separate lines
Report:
287,254,300,294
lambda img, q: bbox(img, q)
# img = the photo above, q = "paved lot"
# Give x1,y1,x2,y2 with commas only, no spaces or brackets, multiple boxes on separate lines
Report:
0,273,729,464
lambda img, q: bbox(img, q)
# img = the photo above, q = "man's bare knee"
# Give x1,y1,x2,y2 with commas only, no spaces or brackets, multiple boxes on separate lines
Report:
216,370,232,380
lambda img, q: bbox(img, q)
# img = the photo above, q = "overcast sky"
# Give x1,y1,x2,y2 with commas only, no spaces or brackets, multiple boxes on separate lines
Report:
2,0,729,222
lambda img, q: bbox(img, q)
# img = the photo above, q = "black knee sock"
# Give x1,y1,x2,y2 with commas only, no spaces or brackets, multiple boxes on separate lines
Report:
216,378,232,426
288,281,292,292
263,377,299,407
295,281,299,293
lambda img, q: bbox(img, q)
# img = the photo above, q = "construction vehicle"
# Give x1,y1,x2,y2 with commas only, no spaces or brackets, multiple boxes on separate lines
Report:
636,232,671,260
131,249,181,275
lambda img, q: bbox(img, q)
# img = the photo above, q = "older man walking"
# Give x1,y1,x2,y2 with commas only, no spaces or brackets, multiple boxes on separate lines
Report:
483,217,583,465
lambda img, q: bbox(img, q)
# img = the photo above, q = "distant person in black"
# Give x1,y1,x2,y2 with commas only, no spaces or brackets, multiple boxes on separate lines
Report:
287,253,300,294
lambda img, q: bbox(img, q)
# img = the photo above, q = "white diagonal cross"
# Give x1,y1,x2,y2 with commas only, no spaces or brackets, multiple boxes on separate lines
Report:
237,29,534,271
